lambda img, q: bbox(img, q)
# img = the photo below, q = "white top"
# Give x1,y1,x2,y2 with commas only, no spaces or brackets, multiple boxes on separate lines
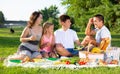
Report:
54,28,79,48
95,26,111,48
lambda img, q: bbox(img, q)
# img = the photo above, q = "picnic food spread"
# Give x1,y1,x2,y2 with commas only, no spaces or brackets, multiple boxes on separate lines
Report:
4,47,120,68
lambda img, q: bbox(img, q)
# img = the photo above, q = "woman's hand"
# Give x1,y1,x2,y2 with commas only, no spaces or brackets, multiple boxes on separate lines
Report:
29,35,36,41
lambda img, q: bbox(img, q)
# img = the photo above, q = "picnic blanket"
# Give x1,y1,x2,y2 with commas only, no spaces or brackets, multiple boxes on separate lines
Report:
4,47,120,69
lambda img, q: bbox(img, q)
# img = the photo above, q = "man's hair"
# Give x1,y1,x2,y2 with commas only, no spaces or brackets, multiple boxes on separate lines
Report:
59,14,70,22
94,14,104,23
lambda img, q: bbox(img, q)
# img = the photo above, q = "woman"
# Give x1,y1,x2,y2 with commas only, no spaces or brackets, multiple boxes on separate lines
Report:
13,11,43,60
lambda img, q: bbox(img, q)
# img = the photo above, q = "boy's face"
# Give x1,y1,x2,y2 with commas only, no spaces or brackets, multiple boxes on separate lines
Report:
60,19,71,28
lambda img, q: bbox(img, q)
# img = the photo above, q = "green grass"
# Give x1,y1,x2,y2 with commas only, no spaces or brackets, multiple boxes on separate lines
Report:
0,27,120,74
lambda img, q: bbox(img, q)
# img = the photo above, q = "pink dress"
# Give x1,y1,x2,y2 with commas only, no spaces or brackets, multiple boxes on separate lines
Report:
41,35,53,53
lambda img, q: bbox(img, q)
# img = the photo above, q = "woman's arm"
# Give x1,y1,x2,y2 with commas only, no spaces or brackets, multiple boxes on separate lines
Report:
20,27,37,42
20,27,31,42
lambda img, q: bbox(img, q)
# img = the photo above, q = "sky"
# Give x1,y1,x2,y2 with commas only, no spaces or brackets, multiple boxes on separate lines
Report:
0,0,66,21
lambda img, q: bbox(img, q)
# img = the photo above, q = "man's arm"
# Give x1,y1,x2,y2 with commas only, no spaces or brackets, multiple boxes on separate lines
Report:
85,18,96,36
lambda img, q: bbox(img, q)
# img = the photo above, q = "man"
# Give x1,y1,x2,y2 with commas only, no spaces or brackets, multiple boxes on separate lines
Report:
54,14,81,57
81,14,111,50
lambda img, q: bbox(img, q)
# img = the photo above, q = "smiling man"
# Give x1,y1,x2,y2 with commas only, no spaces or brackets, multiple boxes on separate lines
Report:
81,14,111,50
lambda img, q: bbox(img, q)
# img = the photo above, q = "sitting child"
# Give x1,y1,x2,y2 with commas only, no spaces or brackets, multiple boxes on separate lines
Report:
40,22,57,58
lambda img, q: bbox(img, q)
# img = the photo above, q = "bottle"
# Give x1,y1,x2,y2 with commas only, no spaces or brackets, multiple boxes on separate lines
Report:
105,56,113,64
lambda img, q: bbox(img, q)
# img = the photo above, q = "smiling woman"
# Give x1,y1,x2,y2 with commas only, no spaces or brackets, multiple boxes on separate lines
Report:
0,0,66,21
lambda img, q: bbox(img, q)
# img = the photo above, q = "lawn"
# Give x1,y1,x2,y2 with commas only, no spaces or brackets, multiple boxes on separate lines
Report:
0,27,120,74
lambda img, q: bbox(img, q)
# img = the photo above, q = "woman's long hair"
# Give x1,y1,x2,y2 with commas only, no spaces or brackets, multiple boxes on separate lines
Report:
27,11,42,28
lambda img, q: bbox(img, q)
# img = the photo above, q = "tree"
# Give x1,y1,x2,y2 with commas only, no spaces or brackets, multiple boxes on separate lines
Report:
40,5,60,30
61,0,120,32
0,11,5,26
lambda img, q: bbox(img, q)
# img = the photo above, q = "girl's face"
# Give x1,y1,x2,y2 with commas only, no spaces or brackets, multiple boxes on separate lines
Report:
36,14,43,25
47,25,54,34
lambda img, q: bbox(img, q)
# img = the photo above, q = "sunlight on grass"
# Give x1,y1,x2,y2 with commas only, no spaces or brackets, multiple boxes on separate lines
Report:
0,28,120,74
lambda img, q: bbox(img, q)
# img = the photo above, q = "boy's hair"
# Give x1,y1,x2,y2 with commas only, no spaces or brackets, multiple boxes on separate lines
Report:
59,15,70,22
94,14,104,23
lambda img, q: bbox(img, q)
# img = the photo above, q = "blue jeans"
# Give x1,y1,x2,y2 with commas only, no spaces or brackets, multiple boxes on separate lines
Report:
66,48,79,55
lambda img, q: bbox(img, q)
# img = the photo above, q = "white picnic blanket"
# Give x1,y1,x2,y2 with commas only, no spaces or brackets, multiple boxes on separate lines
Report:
4,47,120,69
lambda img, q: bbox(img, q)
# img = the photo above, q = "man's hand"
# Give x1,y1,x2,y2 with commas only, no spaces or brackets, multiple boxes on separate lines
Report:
85,18,95,35
88,18,93,26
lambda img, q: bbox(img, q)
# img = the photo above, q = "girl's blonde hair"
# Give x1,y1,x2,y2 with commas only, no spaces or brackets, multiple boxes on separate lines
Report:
42,22,54,35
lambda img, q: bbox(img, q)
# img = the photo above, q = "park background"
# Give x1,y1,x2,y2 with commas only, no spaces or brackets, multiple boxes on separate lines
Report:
0,0,120,74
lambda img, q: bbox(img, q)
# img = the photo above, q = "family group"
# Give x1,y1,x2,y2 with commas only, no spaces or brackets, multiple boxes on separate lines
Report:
11,11,111,61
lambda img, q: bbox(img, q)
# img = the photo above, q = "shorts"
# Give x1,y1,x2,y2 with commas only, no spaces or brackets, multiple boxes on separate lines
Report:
66,48,79,55
19,50,41,59
18,45,41,59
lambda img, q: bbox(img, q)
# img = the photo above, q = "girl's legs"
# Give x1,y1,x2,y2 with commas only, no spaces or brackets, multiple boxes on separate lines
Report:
41,53,47,58
49,51,58,58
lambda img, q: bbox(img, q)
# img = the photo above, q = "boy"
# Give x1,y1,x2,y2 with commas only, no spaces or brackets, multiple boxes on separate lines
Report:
54,15,81,56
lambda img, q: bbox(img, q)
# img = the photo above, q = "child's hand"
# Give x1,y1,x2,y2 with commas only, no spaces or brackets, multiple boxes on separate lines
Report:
46,42,51,46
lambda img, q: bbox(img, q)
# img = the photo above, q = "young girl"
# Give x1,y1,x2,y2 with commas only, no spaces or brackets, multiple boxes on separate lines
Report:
40,22,57,58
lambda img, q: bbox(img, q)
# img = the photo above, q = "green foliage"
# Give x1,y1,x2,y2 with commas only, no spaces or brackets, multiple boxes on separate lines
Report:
0,28,120,73
40,5,60,30
47,17,60,30
0,11,5,26
61,0,120,32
